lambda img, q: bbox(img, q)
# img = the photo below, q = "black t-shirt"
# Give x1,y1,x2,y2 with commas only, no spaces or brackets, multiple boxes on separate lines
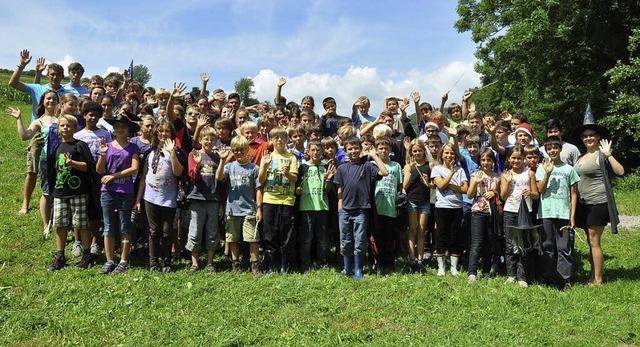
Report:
53,140,88,197
406,162,431,203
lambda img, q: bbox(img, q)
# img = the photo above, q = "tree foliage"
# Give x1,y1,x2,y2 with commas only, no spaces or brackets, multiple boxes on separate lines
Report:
456,0,640,167
234,77,259,106
132,64,151,86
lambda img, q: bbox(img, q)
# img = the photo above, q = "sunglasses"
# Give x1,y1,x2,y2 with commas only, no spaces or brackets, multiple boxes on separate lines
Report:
187,111,201,117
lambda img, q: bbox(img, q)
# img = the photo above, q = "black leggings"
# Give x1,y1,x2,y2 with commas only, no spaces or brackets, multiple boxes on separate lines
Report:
435,207,463,256
145,201,176,266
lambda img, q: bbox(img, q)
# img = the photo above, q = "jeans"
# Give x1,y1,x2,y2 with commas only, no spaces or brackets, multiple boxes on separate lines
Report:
434,207,463,256
101,191,135,237
339,209,369,257
468,212,493,276
299,210,328,267
185,201,221,253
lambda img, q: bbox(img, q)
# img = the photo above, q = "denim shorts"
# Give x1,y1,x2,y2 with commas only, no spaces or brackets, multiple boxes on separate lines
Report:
408,201,430,215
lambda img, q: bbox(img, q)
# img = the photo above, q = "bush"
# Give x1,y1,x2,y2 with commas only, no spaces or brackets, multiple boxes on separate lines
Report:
0,84,31,104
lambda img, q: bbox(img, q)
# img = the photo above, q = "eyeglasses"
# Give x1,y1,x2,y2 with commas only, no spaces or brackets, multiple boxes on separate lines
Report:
187,111,201,117
582,132,598,139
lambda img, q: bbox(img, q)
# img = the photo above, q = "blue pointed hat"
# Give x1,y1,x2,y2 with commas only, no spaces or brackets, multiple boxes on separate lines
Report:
574,104,609,142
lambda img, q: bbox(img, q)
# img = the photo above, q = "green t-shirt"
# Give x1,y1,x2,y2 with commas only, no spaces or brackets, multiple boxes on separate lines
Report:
375,161,403,217
299,163,329,211
535,163,580,220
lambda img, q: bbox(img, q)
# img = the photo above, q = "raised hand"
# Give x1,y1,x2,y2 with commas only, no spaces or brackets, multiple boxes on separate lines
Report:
400,98,410,111
64,152,73,166
123,69,131,85
217,146,231,161
98,138,108,155
403,136,411,151
599,139,613,157
35,57,47,74
172,82,187,97
542,157,554,174
325,162,336,180
500,111,511,121
200,73,210,83
502,170,512,183
463,91,473,102
197,114,208,128
192,149,202,166
163,138,176,153
5,107,21,119
261,150,272,167
277,77,286,87
19,49,32,67
441,92,449,103
411,91,420,103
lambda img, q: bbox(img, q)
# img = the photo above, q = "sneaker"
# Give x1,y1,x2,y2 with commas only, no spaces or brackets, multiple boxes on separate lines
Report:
468,274,477,282
423,251,433,261
71,241,83,257
231,260,241,272
408,260,418,274
90,243,100,255
149,265,160,272
76,254,95,269
204,264,216,273
47,255,66,271
251,261,261,277
99,261,116,274
518,280,529,288
482,272,492,279
162,266,172,274
112,262,128,275
186,265,198,276
505,276,516,284
562,282,572,292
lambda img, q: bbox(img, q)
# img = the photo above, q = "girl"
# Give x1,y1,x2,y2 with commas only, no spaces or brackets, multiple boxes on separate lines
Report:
5,90,58,230
135,119,184,273
130,114,154,254
402,139,431,273
258,116,271,142
234,107,250,137
500,145,539,287
431,143,468,276
96,115,141,274
467,148,501,281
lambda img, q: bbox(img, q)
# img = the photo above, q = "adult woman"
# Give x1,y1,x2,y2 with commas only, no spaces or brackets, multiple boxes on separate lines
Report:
573,108,624,286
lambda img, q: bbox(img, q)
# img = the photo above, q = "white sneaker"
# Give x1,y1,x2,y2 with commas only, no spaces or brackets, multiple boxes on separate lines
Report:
90,243,100,255
71,241,83,257
505,276,516,283
468,274,477,282
518,280,529,288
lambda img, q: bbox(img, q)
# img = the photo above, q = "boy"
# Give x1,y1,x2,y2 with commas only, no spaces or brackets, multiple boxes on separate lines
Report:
216,136,263,275
334,136,389,279
321,137,342,263
65,62,90,96
288,125,307,165
185,127,222,275
439,92,468,128
371,137,402,273
47,115,100,270
214,117,234,148
242,122,269,165
297,139,335,272
488,119,512,173
468,111,490,148
425,135,442,258
536,136,580,290
259,127,299,273
319,97,350,138
74,101,112,256
539,118,581,166
335,125,357,163
300,109,314,127
351,96,376,131
384,97,413,138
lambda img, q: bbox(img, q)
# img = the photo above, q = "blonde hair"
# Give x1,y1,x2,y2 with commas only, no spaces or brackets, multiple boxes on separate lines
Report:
200,126,216,139
337,125,357,139
372,124,392,139
231,135,249,151
155,88,170,98
406,139,427,164
240,121,259,133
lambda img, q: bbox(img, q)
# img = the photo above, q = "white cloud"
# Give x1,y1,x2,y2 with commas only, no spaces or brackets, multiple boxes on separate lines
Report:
55,55,76,70
103,66,121,77
252,61,481,114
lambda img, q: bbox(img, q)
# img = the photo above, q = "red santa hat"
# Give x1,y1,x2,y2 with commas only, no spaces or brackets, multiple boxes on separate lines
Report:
425,119,442,131
514,123,534,140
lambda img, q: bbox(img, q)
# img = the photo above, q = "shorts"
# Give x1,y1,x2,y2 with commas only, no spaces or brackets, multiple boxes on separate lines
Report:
577,202,610,228
52,194,89,229
26,146,42,173
225,215,259,243
408,201,431,215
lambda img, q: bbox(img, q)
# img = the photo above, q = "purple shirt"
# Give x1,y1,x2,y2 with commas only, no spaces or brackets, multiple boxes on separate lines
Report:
101,142,141,194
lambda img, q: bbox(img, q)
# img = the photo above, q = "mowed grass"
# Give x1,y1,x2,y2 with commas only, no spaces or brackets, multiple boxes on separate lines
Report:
1,88,640,346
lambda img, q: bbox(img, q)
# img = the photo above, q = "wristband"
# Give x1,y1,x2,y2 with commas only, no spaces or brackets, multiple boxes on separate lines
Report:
100,153,107,156
17,64,26,69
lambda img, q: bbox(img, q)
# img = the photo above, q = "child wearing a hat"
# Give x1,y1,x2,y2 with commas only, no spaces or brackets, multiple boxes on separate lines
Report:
95,112,142,274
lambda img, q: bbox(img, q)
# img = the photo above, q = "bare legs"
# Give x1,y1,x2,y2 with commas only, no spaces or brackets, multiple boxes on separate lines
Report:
586,225,605,286
19,172,37,214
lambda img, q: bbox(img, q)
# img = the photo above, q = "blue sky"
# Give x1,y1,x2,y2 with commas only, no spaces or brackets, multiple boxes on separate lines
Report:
1,0,481,114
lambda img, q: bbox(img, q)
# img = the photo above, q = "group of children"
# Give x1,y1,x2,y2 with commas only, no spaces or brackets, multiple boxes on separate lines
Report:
7,51,594,290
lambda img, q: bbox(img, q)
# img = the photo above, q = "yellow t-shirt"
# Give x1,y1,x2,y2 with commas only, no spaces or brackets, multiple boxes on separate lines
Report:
263,151,299,206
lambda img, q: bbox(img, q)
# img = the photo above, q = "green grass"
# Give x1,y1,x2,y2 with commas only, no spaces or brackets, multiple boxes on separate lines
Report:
1,80,640,346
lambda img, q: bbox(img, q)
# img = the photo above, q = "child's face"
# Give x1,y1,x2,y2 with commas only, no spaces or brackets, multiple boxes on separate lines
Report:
466,143,479,158
468,119,481,135
387,100,398,112
272,135,288,151
113,122,130,138
200,135,215,152
105,83,117,95
214,91,226,102
450,107,462,121
156,109,166,119
62,100,78,115
157,125,172,142
141,119,154,136
345,143,362,162
242,128,258,142
84,110,101,128
424,126,438,137
324,102,336,114
308,144,322,162
289,114,300,126
381,116,394,129
516,131,532,146
236,112,248,125
412,145,426,160
197,99,208,113
291,132,305,147
157,95,169,107
508,151,524,169
300,115,311,125
68,69,83,85
525,153,539,168
323,145,336,159
216,126,231,140
495,127,508,142
302,99,313,109
259,124,269,136
90,79,102,88
441,146,456,165
228,98,240,111
362,141,373,153
221,107,230,118
376,144,391,160
427,142,441,158
309,131,321,140
58,119,77,139
232,147,248,162
480,154,494,171
358,104,370,115
101,98,114,117
510,119,522,131
91,88,104,102
546,127,563,140
545,144,561,161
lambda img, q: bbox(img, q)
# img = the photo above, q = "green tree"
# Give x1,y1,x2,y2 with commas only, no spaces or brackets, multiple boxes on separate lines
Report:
132,64,152,86
456,0,640,163
234,77,259,106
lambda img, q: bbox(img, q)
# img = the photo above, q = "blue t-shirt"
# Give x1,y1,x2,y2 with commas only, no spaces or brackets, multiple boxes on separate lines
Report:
24,83,73,121
536,163,580,220
223,161,261,217
334,161,380,210
63,83,90,97
459,150,480,205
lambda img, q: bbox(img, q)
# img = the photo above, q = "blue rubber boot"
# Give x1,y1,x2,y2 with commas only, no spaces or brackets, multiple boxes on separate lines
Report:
342,256,352,276
353,255,364,280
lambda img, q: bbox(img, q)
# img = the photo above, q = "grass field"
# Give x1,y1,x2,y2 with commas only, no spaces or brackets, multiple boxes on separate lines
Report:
1,76,640,346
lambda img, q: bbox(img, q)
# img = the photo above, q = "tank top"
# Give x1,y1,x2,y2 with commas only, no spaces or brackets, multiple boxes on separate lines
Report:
503,169,533,213
38,117,55,162
406,162,431,203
